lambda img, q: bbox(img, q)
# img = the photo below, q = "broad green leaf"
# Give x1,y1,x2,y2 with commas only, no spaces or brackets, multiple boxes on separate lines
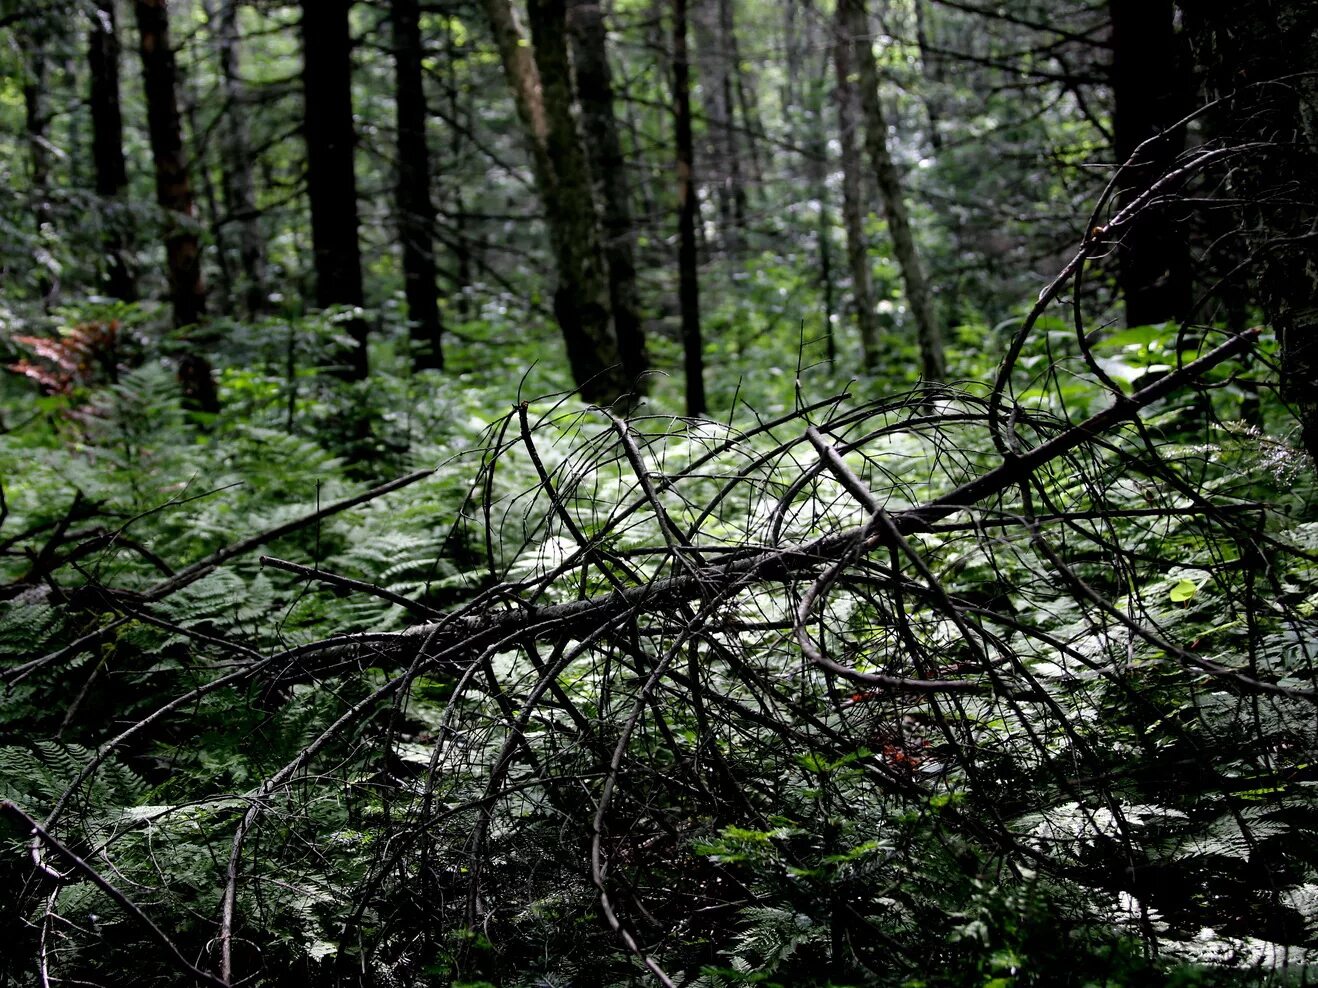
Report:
1169,578,1199,603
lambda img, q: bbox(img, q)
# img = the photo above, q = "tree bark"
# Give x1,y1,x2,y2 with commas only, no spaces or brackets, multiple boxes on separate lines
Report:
674,0,706,416
391,0,444,371
1109,0,1191,327
693,0,744,253
201,0,268,318
833,29,880,369
1179,0,1318,462
89,0,136,302
22,26,53,305
134,0,217,413
803,4,835,363
482,0,626,405
300,0,369,380
837,0,945,381
912,0,943,152
567,0,649,389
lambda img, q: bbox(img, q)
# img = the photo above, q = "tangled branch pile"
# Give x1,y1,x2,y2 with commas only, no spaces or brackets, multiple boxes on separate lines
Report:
2,320,1316,986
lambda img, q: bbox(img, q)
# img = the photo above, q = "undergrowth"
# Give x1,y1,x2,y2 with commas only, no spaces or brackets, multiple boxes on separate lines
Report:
1,299,1316,987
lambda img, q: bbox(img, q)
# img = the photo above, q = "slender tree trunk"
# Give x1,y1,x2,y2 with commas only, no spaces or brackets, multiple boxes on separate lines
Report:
723,0,764,194
23,29,53,305
181,74,233,313
89,0,136,302
832,18,880,369
693,0,742,253
300,0,369,380
482,0,626,405
674,0,706,415
1110,0,1191,327
443,17,472,314
912,0,943,152
391,0,444,370
781,0,800,123
201,0,268,317
837,0,945,381
805,17,835,364
567,0,648,389
1179,0,1318,461
134,0,217,413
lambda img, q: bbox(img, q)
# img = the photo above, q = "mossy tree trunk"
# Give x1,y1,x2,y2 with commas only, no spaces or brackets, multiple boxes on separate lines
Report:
837,0,945,382
567,0,649,390
483,0,627,406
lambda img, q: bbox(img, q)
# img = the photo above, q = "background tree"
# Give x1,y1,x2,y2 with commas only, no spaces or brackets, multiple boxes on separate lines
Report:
1179,0,1318,458
484,0,626,405
88,0,136,303
1109,0,1191,327
673,0,706,416
831,5,880,369
300,0,369,380
199,0,268,318
391,0,444,371
134,0,216,412
837,0,944,381
567,0,648,389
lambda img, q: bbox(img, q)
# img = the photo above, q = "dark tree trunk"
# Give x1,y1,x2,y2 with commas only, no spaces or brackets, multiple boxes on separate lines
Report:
526,0,625,405
567,0,648,390
134,0,217,413
1110,0,1192,327
837,0,945,381
300,0,368,380
89,0,136,302
913,0,943,152
391,0,444,371
674,0,706,416
833,26,880,369
483,0,626,405
1179,0,1318,461
201,0,268,317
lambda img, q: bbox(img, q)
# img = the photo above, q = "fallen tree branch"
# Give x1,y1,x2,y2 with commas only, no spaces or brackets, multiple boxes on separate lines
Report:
275,330,1307,699
0,799,230,988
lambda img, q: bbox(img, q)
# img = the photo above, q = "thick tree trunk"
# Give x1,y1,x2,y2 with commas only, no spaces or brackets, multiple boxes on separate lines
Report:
1179,0,1318,461
134,0,217,413
833,31,880,369
90,0,136,302
300,0,369,380
674,0,706,416
567,0,649,390
391,0,444,371
1110,0,1191,327
483,0,626,405
837,0,945,382
201,0,268,318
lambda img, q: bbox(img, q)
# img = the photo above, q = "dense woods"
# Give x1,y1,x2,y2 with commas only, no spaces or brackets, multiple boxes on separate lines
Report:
1,0,1316,984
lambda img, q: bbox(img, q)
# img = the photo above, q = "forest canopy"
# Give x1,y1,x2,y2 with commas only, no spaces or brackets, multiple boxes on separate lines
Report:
1,0,1317,985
